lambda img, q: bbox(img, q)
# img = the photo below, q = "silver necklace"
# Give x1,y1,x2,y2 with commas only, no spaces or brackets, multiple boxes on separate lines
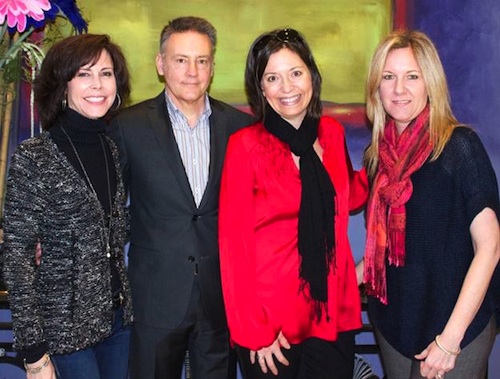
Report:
60,126,113,258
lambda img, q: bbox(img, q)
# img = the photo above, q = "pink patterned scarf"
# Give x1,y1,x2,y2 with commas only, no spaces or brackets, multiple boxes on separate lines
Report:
364,106,433,304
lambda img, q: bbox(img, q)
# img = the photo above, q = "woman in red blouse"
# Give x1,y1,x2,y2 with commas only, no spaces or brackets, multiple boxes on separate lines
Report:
219,28,368,379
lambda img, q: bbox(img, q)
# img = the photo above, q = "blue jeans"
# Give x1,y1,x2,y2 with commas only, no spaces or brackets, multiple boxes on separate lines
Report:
51,308,131,379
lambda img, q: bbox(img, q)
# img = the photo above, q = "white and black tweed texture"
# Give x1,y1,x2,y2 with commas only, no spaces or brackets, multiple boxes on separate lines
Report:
3,131,133,355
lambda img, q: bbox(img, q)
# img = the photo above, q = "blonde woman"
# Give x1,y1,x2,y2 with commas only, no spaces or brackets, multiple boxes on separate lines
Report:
358,30,500,379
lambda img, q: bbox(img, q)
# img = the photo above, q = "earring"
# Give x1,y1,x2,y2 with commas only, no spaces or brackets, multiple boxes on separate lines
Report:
111,94,122,111
61,97,67,109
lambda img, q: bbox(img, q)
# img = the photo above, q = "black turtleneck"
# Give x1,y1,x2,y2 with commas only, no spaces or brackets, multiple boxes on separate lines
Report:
50,108,117,218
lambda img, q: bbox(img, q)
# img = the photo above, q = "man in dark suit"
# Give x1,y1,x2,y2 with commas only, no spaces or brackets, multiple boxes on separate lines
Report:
109,16,253,379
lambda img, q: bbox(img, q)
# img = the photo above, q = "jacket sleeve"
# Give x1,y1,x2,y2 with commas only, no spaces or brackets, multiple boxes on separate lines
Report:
3,146,48,355
219,131,276,350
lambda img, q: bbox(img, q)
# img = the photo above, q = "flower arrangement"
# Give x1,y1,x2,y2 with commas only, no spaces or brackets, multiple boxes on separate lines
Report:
1,0,87,73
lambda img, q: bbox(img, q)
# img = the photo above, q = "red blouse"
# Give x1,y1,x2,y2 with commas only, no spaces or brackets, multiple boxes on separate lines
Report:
219,117,368,350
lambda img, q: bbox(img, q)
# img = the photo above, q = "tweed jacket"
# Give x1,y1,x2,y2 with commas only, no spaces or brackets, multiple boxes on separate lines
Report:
3,131,132,356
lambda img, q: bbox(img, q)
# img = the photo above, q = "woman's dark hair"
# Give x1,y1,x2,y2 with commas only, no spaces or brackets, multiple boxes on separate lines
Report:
245,28,322,121
35,34,131,130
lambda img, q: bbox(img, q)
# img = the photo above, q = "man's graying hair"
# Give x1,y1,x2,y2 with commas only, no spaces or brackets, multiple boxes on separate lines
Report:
159,16,217,55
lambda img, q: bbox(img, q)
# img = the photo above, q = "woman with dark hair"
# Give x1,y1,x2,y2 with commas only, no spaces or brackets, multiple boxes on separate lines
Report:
359,30,500,379
3,34,132,379
219,28,368,379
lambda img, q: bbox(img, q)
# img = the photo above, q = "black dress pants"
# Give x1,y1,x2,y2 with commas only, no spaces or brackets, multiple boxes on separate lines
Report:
130,277,235,379
236,331,355,379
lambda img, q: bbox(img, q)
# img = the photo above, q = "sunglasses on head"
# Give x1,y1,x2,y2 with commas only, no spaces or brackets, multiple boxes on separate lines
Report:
275,28,300,42
252,28,301,54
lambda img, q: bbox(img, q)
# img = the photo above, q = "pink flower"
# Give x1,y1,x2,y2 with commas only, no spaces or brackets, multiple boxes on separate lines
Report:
0,0,52,33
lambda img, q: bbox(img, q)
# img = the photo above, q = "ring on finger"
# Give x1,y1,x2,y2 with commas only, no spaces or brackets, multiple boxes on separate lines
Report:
258,355,265,361
435,374,443,379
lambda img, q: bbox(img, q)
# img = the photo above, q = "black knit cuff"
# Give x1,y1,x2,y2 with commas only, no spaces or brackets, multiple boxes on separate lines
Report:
18,342,50,364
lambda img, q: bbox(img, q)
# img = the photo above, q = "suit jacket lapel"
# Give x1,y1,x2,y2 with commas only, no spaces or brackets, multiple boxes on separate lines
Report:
198,98,227,209
148,93,195,206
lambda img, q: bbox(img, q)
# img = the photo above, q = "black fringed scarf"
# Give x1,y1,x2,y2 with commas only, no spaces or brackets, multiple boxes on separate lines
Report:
264,106,336,321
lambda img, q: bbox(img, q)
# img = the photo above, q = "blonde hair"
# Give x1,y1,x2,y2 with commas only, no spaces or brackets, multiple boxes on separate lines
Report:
364,30,461,177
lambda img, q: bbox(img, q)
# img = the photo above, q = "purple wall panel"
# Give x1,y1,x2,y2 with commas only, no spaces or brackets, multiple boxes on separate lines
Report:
413,0,500,180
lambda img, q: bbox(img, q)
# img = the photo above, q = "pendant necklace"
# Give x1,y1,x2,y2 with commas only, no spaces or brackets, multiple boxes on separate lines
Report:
61,126,113,258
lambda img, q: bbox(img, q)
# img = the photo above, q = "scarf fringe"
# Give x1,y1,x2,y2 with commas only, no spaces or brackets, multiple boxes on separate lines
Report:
312,299,331,322
387,206,406,266
300,280,332,322
388,229,406,266
364,240,389,305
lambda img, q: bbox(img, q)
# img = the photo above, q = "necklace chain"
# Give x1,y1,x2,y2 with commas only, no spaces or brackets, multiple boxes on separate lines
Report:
60,126,113,258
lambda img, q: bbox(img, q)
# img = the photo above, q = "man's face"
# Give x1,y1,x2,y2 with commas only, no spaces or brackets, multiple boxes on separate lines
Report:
155,31,214,110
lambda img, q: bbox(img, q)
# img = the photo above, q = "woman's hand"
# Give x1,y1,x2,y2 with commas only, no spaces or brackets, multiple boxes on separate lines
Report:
25,354,56,379
356,259,364,286
414,336,458,379
250,332,291,375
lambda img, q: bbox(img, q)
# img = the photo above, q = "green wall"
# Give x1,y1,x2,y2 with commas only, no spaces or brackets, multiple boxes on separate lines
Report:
79,0,391,105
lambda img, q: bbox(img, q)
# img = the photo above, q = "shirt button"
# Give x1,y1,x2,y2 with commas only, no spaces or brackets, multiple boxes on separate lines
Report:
187,256,195,262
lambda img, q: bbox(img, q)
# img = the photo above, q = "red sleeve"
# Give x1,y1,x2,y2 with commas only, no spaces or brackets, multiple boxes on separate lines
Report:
343,138,369,212
219,131,276,350
349,167,369,213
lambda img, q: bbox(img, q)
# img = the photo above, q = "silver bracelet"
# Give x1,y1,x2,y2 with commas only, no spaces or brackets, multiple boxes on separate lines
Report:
24,353,51,374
